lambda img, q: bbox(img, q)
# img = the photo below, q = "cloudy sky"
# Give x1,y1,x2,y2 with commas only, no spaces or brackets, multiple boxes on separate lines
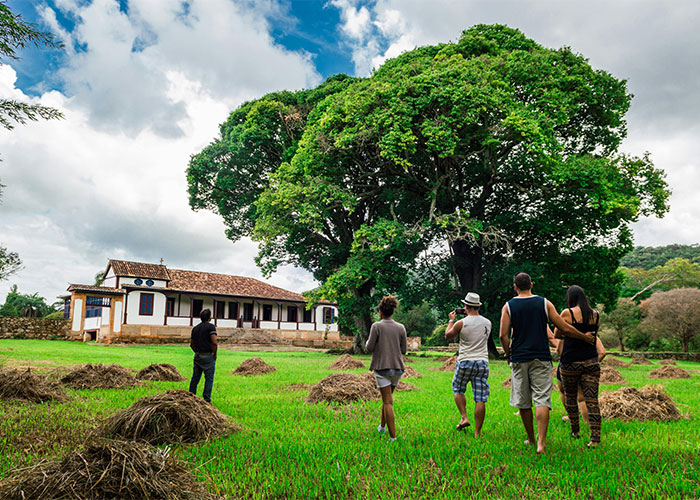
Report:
1,0,699,303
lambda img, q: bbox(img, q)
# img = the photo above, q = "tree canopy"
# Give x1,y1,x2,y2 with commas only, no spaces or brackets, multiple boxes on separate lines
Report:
188,24,669,350
0,284,56,317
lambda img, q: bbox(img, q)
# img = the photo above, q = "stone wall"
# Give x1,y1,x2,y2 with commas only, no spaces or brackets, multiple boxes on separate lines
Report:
114,324,353,350
0,317,70,339
615,351,700,362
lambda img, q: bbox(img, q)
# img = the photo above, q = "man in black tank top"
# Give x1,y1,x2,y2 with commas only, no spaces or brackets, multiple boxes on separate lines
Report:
499,273,595,455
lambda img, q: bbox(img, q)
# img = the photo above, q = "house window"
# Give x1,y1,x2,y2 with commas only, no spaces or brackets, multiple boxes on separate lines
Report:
323,307,334,324
262,304,273,321
64,299,71,319
86,296,111,306
287,306,298,323
215,301,225,319
166,297,175,317
228,302,238,319
243,303,254,321
303,308,312,323
192,299,203,318
139,293,154,316
85,305,101,318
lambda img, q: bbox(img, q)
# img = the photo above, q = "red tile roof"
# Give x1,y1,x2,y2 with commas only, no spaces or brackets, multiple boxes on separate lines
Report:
68,284,125,295
167,268,306,302
107,260,170,280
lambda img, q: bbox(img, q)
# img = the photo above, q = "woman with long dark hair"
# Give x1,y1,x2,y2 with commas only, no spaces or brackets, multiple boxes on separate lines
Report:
554,285,602,448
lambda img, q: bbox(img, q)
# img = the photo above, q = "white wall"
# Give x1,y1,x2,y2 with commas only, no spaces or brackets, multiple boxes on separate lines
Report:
126,290,166,325
72,298,83,331
315,305,338,326
113,301,122,333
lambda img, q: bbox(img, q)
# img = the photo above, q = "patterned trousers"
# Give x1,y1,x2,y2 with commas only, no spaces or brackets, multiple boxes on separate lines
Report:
560,357,601,443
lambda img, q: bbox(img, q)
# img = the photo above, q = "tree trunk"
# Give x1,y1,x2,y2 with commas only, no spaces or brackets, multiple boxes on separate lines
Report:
617,331,625,352
351,281,376,354
451,239,484,292
450,240,500,358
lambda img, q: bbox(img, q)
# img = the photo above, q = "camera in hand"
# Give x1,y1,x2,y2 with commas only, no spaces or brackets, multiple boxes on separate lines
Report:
455,308,466,315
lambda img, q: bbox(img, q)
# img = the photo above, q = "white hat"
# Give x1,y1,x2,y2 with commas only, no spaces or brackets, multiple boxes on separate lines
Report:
461,292,482,307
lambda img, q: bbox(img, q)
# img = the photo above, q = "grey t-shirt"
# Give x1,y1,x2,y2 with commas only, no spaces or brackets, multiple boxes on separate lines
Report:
457,315,492,362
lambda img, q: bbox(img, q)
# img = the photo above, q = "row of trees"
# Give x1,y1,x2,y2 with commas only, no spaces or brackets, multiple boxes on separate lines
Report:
603,252,700,353
188,25,669,352
0,285,61,318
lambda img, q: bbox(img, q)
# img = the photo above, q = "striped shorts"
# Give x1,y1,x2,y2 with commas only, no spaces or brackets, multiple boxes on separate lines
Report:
452,360,490,402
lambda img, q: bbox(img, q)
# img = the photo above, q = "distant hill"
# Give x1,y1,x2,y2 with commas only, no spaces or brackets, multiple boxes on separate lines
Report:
621,244,700,269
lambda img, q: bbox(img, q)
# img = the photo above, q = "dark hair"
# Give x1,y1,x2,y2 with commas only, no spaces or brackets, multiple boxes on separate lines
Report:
200,308,212,322
378,295,398,317
466,305,479,312
513,272,532,291
565,285,595,325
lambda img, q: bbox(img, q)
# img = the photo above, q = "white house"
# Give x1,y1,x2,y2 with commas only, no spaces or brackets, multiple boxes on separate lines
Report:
65,259,339,345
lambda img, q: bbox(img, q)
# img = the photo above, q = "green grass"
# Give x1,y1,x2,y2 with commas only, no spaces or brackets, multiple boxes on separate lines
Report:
1,339,699,499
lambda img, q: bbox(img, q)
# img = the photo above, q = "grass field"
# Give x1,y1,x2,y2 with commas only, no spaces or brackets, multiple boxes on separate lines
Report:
0,339,699,499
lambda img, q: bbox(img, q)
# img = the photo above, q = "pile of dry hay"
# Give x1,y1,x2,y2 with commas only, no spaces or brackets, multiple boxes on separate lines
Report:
630,356,654,365
599,366,626,385
603,357,630,368
60,363,138,389
0,368,67,403
658,359,677,366
136,363,185,381
0,439,220,500
439,356,458,372
403,355,413,363
434,355,453,363
100,390,238,445
328,354,365,370
306,373,379,404
232,357,276,375
649,365,691,379
402,366,422,378
599,386,682,421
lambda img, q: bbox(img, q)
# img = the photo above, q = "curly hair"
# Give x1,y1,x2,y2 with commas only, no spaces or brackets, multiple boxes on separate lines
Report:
378,295,398,317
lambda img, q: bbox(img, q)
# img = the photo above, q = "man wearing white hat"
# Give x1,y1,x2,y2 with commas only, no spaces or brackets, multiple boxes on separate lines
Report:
445,292,492,437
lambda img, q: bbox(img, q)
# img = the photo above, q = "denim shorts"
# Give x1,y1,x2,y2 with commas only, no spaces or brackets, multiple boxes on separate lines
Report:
452,360,490,402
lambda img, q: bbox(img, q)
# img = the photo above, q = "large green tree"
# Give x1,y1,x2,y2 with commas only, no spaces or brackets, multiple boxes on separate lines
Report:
188,25,669,350
0,284,56,317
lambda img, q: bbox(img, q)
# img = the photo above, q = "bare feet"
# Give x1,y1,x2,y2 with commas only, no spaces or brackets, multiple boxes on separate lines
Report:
587,441,599,449
536,444,546,455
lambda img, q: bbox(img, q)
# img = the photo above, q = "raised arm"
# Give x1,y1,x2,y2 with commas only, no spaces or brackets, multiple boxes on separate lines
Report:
548,301,595,344
445,310,463,341
499,304,512,360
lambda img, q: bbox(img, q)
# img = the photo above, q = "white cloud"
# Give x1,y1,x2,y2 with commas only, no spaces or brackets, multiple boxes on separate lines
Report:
0,1,321,302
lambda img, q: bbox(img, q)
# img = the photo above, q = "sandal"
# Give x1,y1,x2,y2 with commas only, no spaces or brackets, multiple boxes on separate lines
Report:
456,422,471,431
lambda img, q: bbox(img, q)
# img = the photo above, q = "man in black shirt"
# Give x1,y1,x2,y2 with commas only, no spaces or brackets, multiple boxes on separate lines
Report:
188,308,218,403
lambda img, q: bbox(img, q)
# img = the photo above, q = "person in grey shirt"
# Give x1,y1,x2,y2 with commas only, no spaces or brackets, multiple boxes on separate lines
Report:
445,292,492,438
365,295,407,441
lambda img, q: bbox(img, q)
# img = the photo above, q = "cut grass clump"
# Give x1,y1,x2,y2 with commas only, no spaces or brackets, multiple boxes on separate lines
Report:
233,357,276,375
402,366,422,378
649,365,691,379
658,359,677,366
60,363,138,389
630,356,654,365
599,367,626,385
0,439,220,500
306,373,379,404
0,368,67,403
599,386,682,422
99,389,238,445
328,354,365,370
439,356,457,372
136,363,185,381
602,357,630,368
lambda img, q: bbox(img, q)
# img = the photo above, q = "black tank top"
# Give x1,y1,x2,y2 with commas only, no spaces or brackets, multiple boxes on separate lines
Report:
560,308,598,363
